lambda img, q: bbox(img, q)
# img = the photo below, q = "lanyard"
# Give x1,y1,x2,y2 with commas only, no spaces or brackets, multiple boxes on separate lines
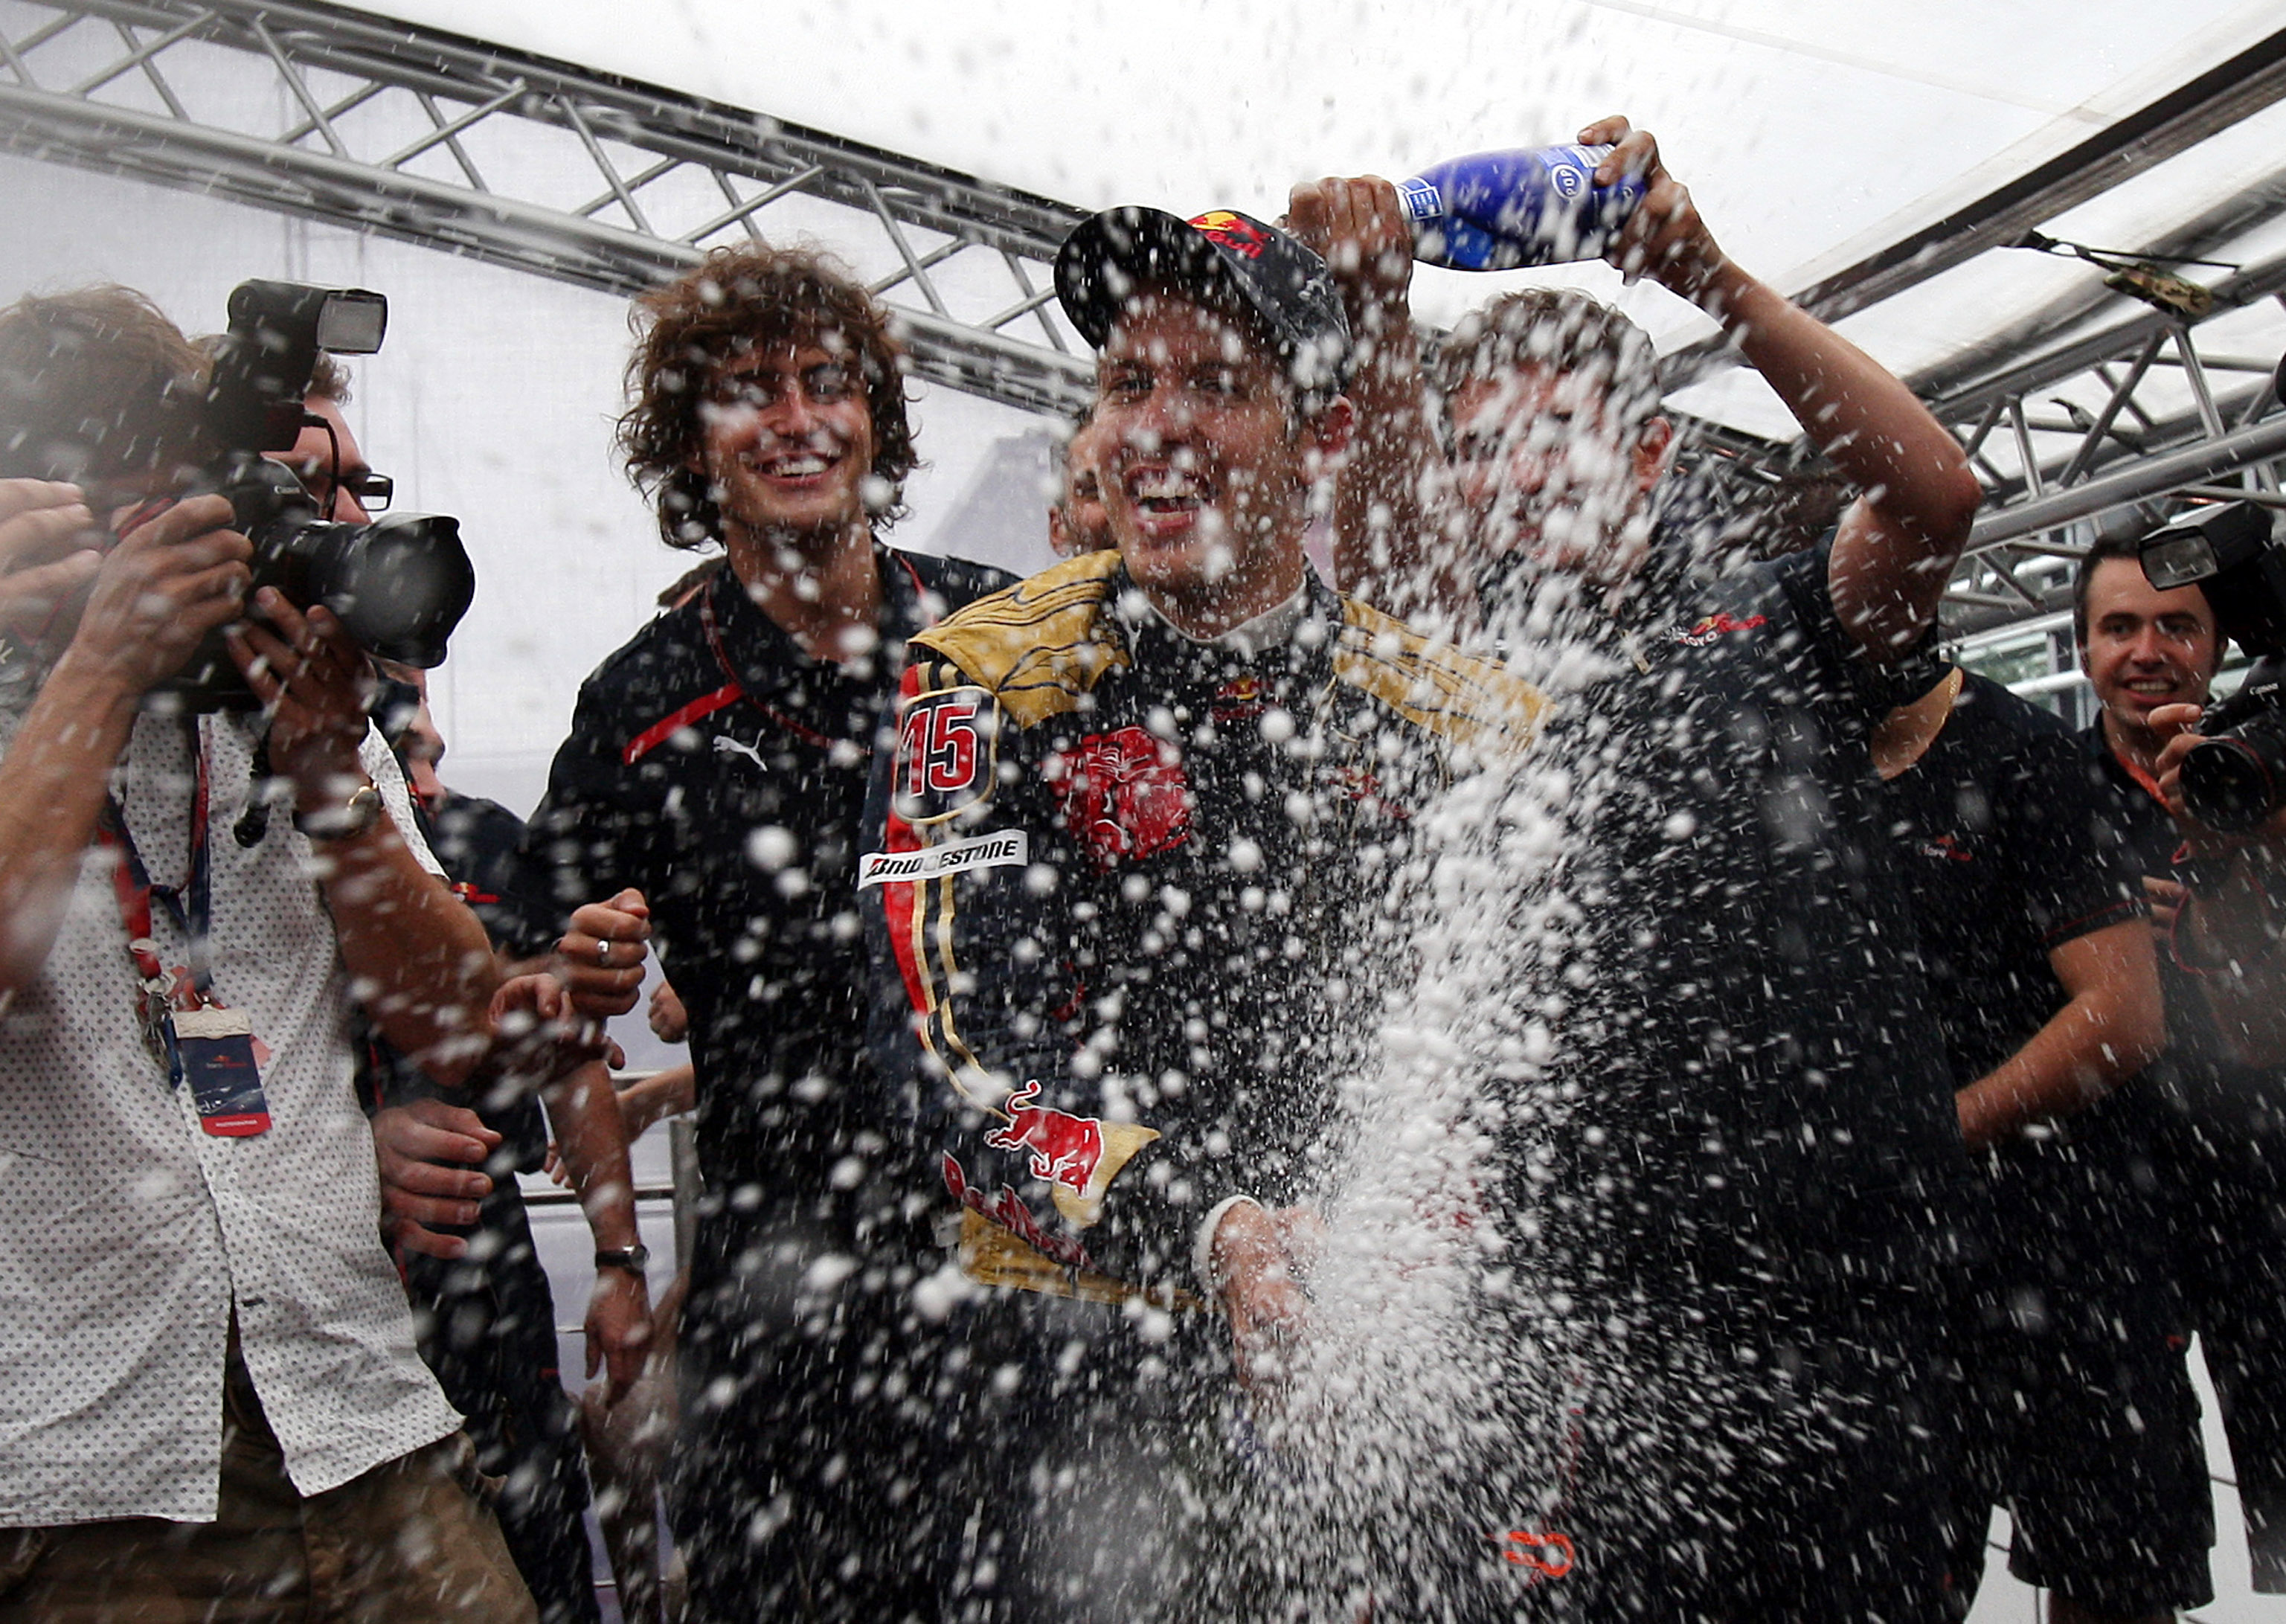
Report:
693,552,934,753
97,723,217,1071
698,590,832,749
2113,748,2168,809
2106,743,2197,868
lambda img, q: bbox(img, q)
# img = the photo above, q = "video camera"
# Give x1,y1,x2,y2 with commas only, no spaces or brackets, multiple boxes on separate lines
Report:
170,280,475,710
2138,500,2286,832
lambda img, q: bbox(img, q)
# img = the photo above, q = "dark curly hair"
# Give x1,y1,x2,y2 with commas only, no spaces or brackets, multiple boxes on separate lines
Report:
619,244,919,549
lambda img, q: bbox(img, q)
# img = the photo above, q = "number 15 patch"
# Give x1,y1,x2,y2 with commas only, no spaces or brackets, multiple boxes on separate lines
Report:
896,689,995,821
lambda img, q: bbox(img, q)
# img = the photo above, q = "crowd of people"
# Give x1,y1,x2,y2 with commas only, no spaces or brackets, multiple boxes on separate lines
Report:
0,114,2279,1624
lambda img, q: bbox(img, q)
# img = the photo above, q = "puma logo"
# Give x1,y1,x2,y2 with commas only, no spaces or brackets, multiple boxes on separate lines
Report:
713,734,768,771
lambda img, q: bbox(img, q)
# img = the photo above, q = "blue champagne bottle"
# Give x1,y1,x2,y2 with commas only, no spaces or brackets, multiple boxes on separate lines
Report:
1398,145,1646,272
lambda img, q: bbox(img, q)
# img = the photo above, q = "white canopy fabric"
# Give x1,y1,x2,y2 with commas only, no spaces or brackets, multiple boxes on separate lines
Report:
352,0,2286,438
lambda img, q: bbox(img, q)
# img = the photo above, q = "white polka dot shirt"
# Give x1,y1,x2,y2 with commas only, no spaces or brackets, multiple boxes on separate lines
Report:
0,705,463,1526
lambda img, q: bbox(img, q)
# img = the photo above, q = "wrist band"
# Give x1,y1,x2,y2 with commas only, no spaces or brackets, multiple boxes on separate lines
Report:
1193,1194,1264,1298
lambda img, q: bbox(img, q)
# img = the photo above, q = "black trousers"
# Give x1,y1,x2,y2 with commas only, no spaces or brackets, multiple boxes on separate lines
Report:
2165,1114,2286,1592
405,1181,600,1624
1542,1274,1954,1624
667,1209,948,1624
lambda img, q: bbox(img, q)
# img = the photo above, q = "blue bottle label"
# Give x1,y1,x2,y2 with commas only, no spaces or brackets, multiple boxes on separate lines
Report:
1397,176,1445,224
1398,144,1643,272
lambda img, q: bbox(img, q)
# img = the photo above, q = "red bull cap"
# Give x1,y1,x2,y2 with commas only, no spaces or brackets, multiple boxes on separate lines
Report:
1054,205,1353,398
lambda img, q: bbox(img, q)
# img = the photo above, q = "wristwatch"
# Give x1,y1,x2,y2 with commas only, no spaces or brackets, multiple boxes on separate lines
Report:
594,1245,652,1274
294,783,383,840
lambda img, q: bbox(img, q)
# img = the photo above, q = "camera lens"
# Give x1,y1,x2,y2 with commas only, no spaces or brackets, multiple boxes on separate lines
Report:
2179,733,2285,835
306,513,475,668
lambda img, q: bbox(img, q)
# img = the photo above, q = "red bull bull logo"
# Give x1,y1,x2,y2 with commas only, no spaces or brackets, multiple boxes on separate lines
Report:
984,1082,1106,1193
1189,209,1270,260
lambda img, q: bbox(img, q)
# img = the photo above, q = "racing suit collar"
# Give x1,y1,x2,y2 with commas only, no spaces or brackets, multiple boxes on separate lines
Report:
705,543,931,738
1142,574,1316,659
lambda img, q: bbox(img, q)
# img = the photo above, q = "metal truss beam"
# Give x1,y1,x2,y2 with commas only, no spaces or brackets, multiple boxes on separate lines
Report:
0,0,1097,414
1790,26,2286,330
1930,240,2286,620
4,0,2281,628
1660,25,2286,394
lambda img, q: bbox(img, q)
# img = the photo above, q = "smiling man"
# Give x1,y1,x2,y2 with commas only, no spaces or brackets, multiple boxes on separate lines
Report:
510,245,1009,1624
2079,536,2226,783
862,207,1545,1620
2062,533,2286,1617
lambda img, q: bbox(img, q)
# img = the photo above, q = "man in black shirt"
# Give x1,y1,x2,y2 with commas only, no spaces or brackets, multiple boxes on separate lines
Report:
1396,119,1987,1620
365,675,602,1624
511,245,1009,1624
2075,534,2286,1602
1871,666,2205,1623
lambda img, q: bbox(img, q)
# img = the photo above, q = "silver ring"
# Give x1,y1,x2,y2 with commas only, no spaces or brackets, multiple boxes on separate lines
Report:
596,940,612,967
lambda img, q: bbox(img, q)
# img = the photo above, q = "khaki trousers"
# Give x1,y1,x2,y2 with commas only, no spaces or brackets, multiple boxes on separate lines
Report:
0,1340,539,1623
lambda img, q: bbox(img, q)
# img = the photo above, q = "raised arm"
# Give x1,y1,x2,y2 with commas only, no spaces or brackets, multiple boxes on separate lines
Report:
1287,177,1468,623
1587,116,1982,662
0,493,250,996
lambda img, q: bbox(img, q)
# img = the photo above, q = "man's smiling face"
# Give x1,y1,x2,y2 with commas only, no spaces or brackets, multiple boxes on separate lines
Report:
695,339,876,545
2081,553,2223,747
1093,292,1318,622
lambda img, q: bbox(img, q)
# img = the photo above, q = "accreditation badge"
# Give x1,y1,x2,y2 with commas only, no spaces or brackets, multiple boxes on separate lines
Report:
172,1004,272,1137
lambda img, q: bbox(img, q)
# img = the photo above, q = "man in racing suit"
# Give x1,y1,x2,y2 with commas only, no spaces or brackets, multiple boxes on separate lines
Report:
864,208,1545,1622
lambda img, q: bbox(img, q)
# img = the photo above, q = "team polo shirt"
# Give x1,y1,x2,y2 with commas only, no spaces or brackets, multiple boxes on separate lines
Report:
1544,539,1971,1290
1884,675,2145,1088
513,549,1008,1264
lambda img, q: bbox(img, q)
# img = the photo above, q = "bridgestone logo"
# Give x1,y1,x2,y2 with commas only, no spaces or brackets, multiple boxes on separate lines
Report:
858,830,1030,888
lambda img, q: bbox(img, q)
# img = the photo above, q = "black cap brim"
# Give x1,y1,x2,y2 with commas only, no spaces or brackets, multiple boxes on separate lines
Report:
1054,207,1351,394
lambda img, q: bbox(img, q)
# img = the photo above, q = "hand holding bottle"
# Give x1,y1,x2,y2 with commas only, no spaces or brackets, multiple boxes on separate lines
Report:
1584,116,1733,306
1285,175,1416,345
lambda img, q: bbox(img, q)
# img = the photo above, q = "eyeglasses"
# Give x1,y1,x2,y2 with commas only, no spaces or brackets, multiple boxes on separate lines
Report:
336,470,394,512
292,410,394,513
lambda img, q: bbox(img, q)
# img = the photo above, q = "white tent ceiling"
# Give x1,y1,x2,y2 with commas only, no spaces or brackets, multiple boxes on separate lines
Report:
347,0,2286,437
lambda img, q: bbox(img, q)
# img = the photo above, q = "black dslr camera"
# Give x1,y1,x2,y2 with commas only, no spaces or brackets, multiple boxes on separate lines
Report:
170,280,475,710
2138,500,2286,833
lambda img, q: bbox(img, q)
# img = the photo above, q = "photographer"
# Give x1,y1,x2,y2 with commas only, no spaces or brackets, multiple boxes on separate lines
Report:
0,285,546,1617
2075,529,2286,1597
